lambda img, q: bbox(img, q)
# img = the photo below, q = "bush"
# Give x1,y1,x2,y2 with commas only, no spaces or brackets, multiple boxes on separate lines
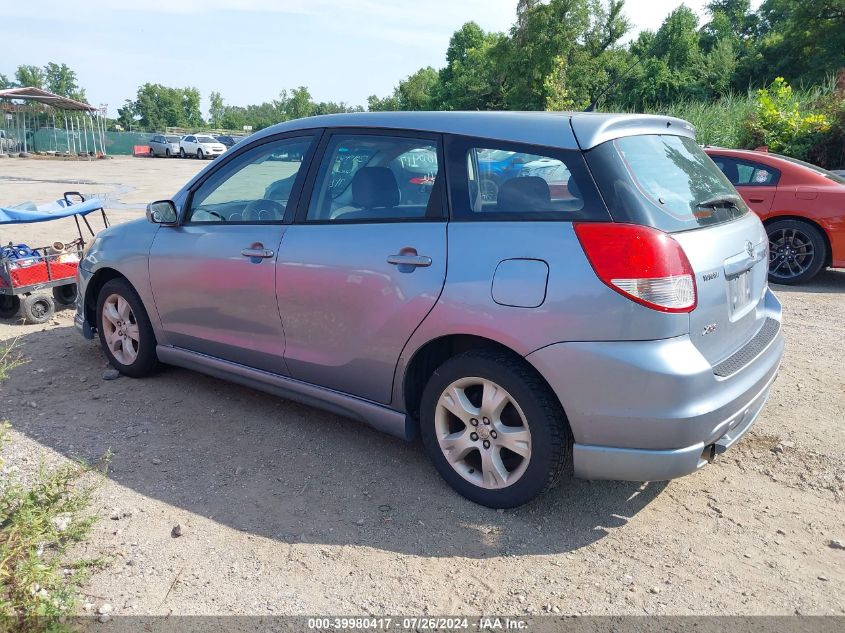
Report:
741,77,832,161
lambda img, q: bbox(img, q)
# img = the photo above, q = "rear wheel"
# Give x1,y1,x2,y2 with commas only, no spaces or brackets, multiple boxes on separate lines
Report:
52,283,77,306
0,295,21,319
420,349,572,508
766,219,827,285
179,147,186,158
21,294,55,324
149,147,154,157
96,279,158,377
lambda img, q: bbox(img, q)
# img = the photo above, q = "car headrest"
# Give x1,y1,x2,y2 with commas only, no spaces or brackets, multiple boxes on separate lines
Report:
351,167,400,209
497,176,552,213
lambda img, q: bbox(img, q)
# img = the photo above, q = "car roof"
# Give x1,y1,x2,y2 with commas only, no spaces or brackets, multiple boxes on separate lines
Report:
246,111,696,151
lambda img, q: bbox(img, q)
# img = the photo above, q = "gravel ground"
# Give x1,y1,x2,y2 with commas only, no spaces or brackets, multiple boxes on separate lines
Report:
0,156,843,617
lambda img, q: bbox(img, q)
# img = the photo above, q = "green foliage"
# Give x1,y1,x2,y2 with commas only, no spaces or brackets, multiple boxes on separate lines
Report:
42,63,86,102
208,90,224,128
742,77,832,158
0,343,24,383
13,66,44,90
0,343,107,632
0,423,107,632
119,83,204,131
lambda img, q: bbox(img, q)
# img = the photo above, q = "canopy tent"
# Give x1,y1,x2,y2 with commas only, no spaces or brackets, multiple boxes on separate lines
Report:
0,87,107,156
0,197,105,225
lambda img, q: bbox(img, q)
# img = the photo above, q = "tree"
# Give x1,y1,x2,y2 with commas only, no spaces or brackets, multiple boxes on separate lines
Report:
437,22,508,110
116,99,137,131
43,62,86,101
282,87,315,120
130,83,204,130
395,67,439,110
754,0,845,86
208,91,224,127
14,65,44,89
0,74,13,90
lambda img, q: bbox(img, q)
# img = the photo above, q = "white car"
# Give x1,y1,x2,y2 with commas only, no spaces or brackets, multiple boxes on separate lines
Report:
179,134,227,160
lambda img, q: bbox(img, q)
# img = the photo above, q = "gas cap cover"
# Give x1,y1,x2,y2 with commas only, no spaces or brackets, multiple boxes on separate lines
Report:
492,258,549,308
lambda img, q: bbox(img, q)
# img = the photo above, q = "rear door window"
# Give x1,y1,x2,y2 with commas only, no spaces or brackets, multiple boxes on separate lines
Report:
711,156,780,186
586,135,749,232
446,136,608,221
304,133,444,222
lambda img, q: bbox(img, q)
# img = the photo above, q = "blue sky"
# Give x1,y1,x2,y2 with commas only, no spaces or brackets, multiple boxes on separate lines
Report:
2,0,715,117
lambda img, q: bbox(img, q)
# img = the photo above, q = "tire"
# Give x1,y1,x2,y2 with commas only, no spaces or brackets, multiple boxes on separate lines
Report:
0,295,21,319
52,283,77,306
766,219,827,285
165,149,171,157
21,294,55,324
149,147,155,157
96,278,158,377
419,349,572,508
180,148,186,158
196,149,204,160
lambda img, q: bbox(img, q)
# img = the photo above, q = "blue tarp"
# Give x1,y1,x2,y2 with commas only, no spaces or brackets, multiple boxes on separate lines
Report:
0,197,105,225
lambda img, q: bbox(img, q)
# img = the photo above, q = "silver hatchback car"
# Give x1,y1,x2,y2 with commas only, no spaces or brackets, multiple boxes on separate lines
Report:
75,112,784,508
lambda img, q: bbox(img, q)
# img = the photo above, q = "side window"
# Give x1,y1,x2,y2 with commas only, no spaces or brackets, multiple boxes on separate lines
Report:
454,141,605,220
306,134,442,222
716,157,779,186
188,136,313,223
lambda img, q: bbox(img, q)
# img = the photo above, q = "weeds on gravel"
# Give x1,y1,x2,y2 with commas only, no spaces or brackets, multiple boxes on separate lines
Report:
0,341,25,382
0,417,110,631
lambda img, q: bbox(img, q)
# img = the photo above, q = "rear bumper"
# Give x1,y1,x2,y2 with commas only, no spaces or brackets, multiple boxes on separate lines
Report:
526,289,783,481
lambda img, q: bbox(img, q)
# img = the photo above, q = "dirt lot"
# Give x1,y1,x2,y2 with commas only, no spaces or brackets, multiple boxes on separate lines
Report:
1,156,843,616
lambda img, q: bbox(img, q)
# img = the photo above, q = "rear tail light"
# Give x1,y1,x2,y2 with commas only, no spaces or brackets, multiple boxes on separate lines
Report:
574,222,697,313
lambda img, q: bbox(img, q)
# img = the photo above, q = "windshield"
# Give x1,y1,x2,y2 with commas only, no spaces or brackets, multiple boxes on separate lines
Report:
587,134,748,232
773,153,845,184
166,136,181,143
197,136,217,144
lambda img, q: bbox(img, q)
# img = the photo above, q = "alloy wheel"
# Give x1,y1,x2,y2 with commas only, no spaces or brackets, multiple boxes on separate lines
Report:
101,293,140,365
434,377,532,489
769,227,815,281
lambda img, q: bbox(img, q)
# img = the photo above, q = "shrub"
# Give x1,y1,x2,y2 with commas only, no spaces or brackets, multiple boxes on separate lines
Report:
742,77,832,161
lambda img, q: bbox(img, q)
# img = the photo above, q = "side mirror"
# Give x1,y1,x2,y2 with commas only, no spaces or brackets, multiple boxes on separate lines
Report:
146,200,178,225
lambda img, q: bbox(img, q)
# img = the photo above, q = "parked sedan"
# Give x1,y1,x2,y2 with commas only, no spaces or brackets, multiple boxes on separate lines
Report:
75,112,783,508
705,147,845,284
215,135,246,149
179,135,227,159
148,134,182,157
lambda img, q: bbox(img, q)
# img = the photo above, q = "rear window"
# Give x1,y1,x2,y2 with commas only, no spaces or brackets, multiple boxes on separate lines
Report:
774,153,845,184
446,136,609,222
587,135,748,232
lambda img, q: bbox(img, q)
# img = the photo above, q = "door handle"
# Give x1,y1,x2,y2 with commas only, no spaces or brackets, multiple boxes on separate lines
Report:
749,198,765,203
241,247,274,258
387,254,432,267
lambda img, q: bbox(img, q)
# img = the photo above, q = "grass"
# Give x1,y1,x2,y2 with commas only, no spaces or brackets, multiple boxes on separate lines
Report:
608,77,839,151
0,341,109,632
0,342,25,383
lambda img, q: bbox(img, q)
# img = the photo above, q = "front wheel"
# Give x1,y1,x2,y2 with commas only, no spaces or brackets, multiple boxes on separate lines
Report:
96,278,158,377
165,149,171,157
196,149,203,160
420,350,572,508
21,294,55,324
767,219,827,285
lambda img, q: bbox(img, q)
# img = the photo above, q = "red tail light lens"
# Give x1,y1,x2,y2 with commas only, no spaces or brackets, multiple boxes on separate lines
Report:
574,222,697,313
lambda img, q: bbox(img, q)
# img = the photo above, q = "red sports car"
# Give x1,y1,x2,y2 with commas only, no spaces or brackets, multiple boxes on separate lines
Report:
705,147,845,284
